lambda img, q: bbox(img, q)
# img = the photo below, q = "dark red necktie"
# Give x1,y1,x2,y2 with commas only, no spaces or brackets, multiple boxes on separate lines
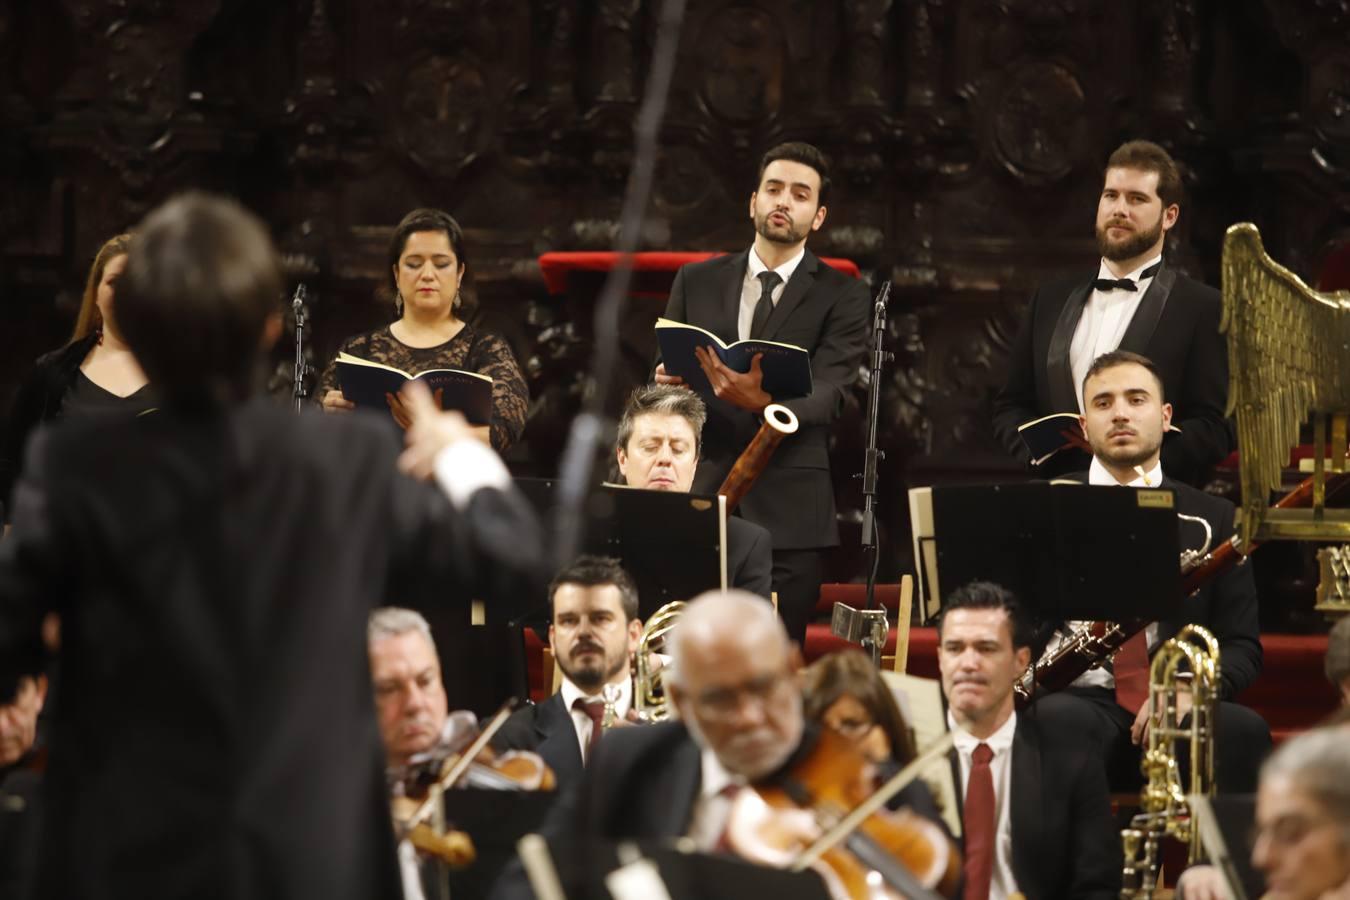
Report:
1114,631,1151,712
572,697,605,762
963,742,995,900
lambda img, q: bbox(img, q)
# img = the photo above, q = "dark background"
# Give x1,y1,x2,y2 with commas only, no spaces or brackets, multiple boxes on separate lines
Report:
2,0,1347,615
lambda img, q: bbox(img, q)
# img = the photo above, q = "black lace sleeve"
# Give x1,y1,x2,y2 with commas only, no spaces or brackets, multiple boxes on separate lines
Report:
466,330,529,452
317,332,375,405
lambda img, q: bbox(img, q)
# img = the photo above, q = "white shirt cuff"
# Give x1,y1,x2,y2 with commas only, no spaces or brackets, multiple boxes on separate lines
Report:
432,439,511,510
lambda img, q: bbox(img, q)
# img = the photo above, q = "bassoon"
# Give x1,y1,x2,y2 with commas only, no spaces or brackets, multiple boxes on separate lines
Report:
1015,470,1350,703
717,403,800,512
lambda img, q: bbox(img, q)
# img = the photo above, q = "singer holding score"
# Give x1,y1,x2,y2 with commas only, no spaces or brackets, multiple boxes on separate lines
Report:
319,208,528,451
654,142,870,643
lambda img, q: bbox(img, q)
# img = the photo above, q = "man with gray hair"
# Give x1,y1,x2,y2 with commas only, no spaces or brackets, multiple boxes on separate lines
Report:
494,590,805,859
369,607,455,771
615,384,772,600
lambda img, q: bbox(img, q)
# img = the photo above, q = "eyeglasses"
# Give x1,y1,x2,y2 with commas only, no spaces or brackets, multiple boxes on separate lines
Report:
1249,813,1335,851
825,715,877,741
690,671,792,720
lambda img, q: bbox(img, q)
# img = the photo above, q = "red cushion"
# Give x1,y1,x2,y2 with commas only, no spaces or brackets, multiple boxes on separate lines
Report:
537,251,862,296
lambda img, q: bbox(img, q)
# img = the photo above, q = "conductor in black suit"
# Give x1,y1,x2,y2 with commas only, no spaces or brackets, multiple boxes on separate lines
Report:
992,139,1233,486
936,581,1121,900
493,556,643,789
614,384,772,599
1033,350,1270,793
0,193,545,900
655,142,870,643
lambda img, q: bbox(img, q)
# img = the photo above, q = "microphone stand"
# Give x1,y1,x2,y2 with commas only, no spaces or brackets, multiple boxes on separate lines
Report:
830,281,893,667
292,284,310,412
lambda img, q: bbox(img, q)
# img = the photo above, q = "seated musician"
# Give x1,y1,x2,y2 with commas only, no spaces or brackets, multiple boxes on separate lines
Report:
615,384,772,599
802,649,946,825
937,580,1121,900
492,590,959,899
1034,349,1271,792
491,556,643,787
1327,615,1350,707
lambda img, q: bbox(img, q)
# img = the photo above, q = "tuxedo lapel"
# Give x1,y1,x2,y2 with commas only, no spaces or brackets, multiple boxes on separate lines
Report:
1118,265,1177,354
533,694,584,785
760,249,819,341
1047,282,1093,413
661,732,704,835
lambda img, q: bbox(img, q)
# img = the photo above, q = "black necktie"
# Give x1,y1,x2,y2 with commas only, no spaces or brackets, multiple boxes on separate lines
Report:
1092,261,1161,293
749,271,782,339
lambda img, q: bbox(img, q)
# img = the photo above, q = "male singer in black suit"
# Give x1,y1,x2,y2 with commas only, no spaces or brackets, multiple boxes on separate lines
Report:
493,556,643,788
1034,350,1269,793
937,581,1121,900
0,193,544,900
992,140,1233,486
614,384,771,599
656,142,870,643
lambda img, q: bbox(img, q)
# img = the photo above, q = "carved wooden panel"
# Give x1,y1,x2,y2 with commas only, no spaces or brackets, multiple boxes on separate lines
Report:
2,0,1345,622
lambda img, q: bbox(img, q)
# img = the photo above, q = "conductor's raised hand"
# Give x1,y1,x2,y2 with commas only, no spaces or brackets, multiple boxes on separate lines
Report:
694,346,771,413
397,380,478,480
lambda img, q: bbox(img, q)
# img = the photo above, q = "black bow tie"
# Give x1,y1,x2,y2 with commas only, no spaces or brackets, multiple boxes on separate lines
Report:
1092,261,1161,293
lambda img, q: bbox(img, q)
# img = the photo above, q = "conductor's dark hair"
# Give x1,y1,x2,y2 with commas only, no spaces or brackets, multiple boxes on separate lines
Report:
548,555,640,623
119,192,282,408
758,141,831,206
935,581,1036,651
1082,349,1167,404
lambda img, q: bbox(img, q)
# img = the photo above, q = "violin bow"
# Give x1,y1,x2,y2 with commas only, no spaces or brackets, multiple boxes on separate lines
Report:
405,697,520,829
789,730,957,872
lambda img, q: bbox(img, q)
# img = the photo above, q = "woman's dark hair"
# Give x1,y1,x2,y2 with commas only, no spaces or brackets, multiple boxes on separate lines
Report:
386,208,471,315
803,648,917,765
118,192,281,408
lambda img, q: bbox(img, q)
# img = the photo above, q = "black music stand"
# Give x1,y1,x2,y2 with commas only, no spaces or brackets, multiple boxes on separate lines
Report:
436,789,558,900
926,482,1183,622
515,478,725,621
517,837,832,900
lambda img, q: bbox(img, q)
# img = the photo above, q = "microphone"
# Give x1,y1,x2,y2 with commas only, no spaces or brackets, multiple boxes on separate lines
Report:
291,283,307,314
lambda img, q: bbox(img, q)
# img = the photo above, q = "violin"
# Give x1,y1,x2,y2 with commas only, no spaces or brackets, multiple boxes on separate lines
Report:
725,727,962,900
392,700,557,868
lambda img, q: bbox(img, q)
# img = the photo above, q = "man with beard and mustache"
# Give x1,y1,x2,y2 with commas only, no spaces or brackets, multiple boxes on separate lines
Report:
992,140,1233,487
492,556,643,788
936,581,1120,900
1032,350,1269,795
654,142,870,645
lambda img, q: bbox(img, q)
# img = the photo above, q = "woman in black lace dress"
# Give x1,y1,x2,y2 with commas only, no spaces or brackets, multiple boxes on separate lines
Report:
319,208,528,451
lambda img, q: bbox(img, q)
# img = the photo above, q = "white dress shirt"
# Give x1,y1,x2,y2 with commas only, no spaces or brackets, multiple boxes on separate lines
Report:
949,710,1020,900
1039,457,1166,688
737,246,805,341
558,676,632,764
684,747,743,851
1069,254,1162,413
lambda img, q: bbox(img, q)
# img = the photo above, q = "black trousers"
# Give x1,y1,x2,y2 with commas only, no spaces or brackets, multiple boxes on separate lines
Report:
1031,686,1272,793
771,548,826,647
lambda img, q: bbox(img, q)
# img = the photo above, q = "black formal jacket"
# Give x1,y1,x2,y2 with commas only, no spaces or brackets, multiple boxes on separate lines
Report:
0,401,545,900
992,262,1234,486
662,249,870,549
492,692,586,791
1059,472,1263,700
727,515,773,599
0,334,97,526
948,711,1121,900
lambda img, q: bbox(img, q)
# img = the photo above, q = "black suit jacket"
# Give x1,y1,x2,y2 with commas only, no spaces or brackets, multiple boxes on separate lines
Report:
950,713,1120,900
662,249,870,549
992,263,1234,486
0,401,544,900
491,692,586,790
727,516,773,598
